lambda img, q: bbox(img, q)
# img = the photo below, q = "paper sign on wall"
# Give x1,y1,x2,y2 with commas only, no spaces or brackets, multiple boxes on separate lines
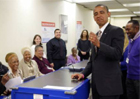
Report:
41,22,55,43
60,14,68,42
76,21,83,42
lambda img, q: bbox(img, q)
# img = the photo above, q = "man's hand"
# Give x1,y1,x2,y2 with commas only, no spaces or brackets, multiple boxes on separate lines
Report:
89,32,100,48
50,63,54,68
1,73,10,85
81,51,86,55
71,73,84,81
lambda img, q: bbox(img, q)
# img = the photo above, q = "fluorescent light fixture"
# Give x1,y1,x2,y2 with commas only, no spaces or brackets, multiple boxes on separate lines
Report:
133,11,140,14
123,3,140,7
109,9,129,12
65,0,73,2
73,0,114,3
111,15,136,17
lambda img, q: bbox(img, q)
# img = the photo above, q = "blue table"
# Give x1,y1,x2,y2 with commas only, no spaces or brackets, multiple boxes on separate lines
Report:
11,61,90,99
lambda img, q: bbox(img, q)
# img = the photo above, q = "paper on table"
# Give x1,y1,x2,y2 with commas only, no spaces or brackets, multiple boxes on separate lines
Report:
46,66,53,70
43,85,73,90
5,76,23,90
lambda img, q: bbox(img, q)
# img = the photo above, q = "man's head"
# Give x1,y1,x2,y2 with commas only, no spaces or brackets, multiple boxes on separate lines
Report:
125,20,139,39
54,29,61,39
35,45,44,59
93,4,110,28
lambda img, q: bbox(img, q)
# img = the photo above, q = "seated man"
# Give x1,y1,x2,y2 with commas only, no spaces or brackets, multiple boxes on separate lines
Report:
33,45,54,74
0,73,9,95
67,47,80,65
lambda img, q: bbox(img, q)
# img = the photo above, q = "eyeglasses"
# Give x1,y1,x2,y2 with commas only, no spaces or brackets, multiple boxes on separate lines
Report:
37,50,44,53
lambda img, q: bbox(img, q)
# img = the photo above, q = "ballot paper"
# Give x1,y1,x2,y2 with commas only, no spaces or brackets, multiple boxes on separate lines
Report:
43,85,73,90
46,66,53,70
69,67,84,69
5,77,23,90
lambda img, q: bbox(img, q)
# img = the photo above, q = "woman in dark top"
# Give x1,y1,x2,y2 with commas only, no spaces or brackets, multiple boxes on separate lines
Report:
77,29,91,61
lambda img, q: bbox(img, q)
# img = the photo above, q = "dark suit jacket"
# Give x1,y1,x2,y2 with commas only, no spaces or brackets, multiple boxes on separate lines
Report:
0,82,6,95
82,24,124,96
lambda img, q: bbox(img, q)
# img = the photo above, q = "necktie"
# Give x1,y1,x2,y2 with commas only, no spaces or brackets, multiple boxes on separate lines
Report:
97,30,102,40
95,30,102,52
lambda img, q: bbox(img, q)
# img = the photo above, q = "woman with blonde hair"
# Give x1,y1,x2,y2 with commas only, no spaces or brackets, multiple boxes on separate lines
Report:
19,47,42,79
5,52,22,79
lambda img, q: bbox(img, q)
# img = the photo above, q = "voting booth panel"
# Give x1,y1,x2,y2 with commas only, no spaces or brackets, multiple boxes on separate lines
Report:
11,61,90,99
11,79,90,99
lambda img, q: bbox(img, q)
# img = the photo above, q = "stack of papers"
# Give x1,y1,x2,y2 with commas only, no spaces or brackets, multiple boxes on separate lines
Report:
5,77,23,90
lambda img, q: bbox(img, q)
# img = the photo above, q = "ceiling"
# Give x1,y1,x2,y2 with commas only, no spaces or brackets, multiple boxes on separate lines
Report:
65,0,140,17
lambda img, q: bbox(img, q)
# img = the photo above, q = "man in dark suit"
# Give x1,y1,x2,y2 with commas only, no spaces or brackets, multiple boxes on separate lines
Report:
72,4,124,99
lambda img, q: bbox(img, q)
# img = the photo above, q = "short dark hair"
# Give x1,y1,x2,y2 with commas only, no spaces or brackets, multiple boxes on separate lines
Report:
128,20,139,28
71,47,77,52
80,29,89,39
32,34,42,46
95,4,109,12
35,45,43,52
54,29,61,33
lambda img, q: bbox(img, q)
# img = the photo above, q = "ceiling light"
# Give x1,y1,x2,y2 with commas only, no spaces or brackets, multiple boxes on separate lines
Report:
123,3,140,7
109,9,129,12
133,11,140,14
73,0,114,3
65,0,73,2
111,15,136,17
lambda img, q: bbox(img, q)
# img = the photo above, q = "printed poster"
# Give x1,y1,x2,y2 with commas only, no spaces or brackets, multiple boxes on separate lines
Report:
76,21,83,41
41,22,55,43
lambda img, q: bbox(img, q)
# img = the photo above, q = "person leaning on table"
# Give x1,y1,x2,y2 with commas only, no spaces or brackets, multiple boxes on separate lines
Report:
72,4,124,99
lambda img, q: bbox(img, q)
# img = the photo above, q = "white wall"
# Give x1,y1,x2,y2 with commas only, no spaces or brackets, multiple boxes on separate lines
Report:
110,17,130,28
0,0,131,65
75,5,99,36
0,0,94,65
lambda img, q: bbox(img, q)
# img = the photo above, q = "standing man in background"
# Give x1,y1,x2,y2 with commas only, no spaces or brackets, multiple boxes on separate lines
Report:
72,4,124,99
47,29,67,70
125,20,140,99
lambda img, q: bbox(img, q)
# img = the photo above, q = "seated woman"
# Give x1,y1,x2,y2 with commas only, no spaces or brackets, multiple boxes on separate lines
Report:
19,47,42,79
33,45,54,74
4,53,22,95
0,74,9,95
67,47,80,65
31,34,46,58
5,52,23,79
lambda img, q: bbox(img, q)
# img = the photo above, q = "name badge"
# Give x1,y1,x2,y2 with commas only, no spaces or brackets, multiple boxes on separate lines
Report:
126,58,129,64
